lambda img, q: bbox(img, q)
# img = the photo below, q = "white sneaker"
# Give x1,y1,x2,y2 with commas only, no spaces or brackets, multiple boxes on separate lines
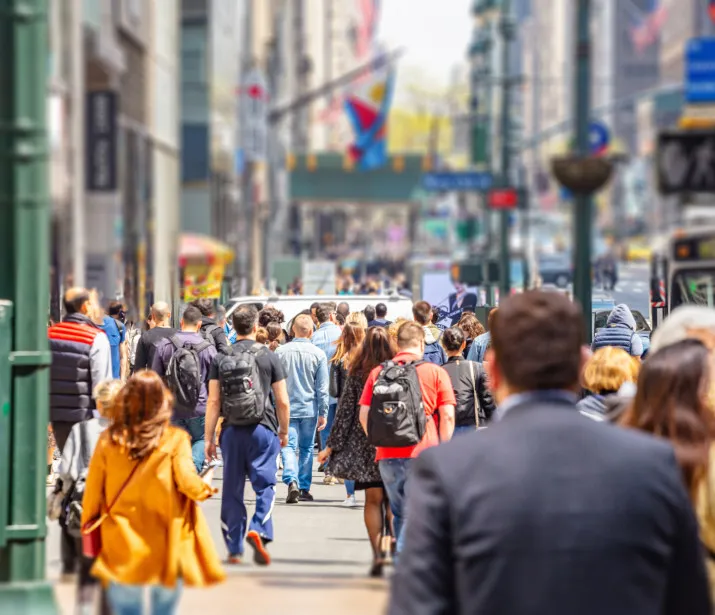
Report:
341,494,358,507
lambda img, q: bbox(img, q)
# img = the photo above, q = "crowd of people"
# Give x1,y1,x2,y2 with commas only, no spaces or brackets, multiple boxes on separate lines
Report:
45,285,715,614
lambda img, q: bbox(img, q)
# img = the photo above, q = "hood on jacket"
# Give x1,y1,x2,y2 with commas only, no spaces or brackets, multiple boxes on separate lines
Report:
607,304,637,331
577,394,607,415
424,324,442,345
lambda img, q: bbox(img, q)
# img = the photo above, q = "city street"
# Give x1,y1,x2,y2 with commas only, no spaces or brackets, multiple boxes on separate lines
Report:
607,261,650,317
49,463,388,615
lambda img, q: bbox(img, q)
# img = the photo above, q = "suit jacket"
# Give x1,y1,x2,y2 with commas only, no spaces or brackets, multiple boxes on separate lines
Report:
389,396,711,615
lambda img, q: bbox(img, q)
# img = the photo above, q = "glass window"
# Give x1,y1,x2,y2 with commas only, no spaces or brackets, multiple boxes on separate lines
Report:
672,269,715,310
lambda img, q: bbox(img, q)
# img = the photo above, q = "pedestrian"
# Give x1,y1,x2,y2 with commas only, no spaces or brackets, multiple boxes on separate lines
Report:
440,326,495,433
337,301,350,320
319,327,397,576
190,298,231,354
58,379,122,614
363,304,376,325
359,321,456,556
389,291,710,615
591,303,644,358
346,311,368,329
328,322,367,506
100,300,129,381
311,303,343,485
467,307,497,363
133,302,176,373
126,310,149,374
266,322,284,351
412,301,447,366
456,312,485,360
275,314,329,502
649,305,715,354
368,303,392,328
577,347,640,420
205,305,290,565
310,301,321,327
81,371,225,614
152,305,217,473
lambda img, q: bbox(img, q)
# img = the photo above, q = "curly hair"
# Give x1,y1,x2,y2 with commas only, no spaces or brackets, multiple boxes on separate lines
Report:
259,307,285,328
107,371,172,460
457,312,485,340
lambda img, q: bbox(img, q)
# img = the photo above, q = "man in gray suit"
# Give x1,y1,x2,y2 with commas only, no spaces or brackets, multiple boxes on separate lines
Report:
389,291,710,615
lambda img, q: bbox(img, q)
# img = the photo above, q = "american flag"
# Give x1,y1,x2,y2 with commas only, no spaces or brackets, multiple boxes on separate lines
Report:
630,0,667,54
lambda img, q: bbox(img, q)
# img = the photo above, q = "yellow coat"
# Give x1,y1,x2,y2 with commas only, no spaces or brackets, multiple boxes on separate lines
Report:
696,446,715,604
81,425,226,588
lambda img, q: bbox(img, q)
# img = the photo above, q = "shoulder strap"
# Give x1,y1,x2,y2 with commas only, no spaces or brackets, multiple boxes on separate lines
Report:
189,340,213,354
170,335,184,351
78,421,91,468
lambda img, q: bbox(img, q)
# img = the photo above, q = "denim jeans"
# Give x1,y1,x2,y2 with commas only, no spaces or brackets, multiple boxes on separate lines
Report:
379,458,413,556
346,480,355,497
173,416,205,473
281,416,318,491
319,402,338,450
454,424,476,435
106,582,182,615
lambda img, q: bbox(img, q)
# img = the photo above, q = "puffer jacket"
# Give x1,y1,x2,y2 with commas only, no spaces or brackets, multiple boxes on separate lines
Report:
591,304,644,357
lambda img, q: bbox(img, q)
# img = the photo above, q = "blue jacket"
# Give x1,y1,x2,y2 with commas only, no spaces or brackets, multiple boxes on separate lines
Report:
312,322,342,404
276,338,330,419
467,331,491,363
592,304,643,358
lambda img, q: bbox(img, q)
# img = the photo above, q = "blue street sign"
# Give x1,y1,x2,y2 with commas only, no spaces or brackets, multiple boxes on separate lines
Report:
686,37,715,104
589,121,610,155
422,171,493,192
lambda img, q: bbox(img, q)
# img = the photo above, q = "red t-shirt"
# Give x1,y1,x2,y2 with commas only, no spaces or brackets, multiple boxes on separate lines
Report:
359,351,457,461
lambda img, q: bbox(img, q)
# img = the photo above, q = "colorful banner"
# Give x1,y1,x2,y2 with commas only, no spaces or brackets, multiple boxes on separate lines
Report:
183,262,224,302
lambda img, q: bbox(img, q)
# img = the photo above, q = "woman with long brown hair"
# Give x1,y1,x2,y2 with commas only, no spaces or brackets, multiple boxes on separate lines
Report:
319,327,396,577
81,371,225,614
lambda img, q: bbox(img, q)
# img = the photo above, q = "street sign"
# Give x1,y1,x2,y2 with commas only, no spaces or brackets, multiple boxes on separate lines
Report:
686,37,715,104
86,91,118,191
421,171,493,192
589,121,610,155
657,131,715,194
488,188,519,210
240,68,269,162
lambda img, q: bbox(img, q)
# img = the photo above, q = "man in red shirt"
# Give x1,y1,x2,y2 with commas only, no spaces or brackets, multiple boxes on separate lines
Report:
359,321,455,556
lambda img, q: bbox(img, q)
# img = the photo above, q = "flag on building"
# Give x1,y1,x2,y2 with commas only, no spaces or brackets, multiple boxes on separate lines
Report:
344,65,395,170
630,0,667,54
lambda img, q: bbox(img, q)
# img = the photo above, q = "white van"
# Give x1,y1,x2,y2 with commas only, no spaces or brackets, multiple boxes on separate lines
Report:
224,293,414,335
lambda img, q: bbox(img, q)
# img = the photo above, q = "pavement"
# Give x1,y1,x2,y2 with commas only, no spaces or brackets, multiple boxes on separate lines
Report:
605,261,650,317
49,461,389,615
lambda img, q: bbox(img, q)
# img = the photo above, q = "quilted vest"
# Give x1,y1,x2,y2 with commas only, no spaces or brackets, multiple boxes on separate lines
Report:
592,326,634,355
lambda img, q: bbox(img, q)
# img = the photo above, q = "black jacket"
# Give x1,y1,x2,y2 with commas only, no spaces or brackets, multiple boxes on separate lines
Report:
329,359,348,400
199,317,230,354
389,396,710,615
441,357,494,426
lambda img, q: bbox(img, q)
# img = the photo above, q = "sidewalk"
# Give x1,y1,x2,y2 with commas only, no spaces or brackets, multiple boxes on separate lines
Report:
49,462,389,615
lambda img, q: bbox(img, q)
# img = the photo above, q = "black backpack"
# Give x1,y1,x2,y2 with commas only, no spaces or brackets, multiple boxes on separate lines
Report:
218,343,267,427
201,324,220,348
367,360,426,447
64,421,92,538
166,336,212,414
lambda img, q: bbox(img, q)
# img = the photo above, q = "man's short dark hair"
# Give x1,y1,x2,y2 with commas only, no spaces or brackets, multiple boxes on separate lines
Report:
375,303,388,318
310,302,321,312
316,303,335,325
413,301,432,326
182,305,203,327
233,305,259,336
364,305,376,322
441,327,465,352
337,302,350,317
216,305,226,322
190,298,215,318
491,292,583,392
108,301,124,317
397,321,425,349
63,288,90,315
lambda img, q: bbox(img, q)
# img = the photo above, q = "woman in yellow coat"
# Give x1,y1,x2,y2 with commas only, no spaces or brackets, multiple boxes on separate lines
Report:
81,371,225,614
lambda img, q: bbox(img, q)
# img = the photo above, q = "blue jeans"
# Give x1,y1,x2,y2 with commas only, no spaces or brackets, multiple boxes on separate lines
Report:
454,425,476,435
106,582,182,615
319,402,338,449
379,458,413,556
281,416,318,491
172,416,205,473
346,480,355,496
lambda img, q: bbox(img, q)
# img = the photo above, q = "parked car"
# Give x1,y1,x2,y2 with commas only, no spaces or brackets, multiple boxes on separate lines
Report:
538,253,572,288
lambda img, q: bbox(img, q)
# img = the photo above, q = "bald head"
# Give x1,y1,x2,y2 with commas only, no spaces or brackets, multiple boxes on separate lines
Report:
293,314,314,338
63,287,90,315
151,302,172,326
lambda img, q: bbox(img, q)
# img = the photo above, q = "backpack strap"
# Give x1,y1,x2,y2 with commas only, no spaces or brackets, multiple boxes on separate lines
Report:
188,340,213,354
169,335,184,351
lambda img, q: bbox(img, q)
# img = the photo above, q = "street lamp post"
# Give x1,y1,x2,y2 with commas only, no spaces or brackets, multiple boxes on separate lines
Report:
498,0,513,298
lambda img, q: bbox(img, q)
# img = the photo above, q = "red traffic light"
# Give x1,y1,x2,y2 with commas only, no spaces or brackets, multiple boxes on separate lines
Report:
488,188,518,210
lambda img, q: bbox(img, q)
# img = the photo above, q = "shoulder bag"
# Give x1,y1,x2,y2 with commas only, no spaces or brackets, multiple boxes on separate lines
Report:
468,361,482,428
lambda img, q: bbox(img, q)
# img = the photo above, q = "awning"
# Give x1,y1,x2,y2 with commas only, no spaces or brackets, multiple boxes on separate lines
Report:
179,233,234,267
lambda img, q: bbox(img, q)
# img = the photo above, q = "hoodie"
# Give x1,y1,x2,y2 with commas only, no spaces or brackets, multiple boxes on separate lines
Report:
592,304,644,357
423,325,447,366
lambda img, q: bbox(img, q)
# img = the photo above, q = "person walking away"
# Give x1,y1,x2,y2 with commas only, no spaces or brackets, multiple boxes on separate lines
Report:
319,327,397,576
619,339,715,603
456,312,485,360
310,302,321,328
133,302,176,372
100,301,128,380
312,303,342,484
126,311,150,374
152,305,217,473
190,298,231,354
412,301,447,366
205,305,290,565
328,322,366,506
389,291,710,615
363,305,376,326
467,307,498,363
266,322,283,351
81,371,225,615
591,303,644,358
440,327,495,433
337,302,350,321
359,321,456,556
276,314,329,502
58,379,122,613
577,347,640,421
369,303,392,328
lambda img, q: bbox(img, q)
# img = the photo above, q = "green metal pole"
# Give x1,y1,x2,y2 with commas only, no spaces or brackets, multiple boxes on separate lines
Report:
0,0,56,612
498,0,513,298
573,0,593,342
482,27,496,305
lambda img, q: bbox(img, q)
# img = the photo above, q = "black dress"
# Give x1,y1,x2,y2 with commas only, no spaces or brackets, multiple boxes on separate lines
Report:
326,373,383,488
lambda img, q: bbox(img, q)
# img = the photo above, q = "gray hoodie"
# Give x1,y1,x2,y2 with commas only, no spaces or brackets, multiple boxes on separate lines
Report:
592,304,644,357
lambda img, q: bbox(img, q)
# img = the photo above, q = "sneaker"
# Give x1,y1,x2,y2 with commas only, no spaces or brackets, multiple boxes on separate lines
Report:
246,530,271,566
286,481,300,504
298,489,314,502
227,554,242,565
341,494,358,507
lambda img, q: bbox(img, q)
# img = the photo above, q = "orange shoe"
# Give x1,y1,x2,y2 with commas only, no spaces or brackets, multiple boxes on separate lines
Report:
246,530,271,566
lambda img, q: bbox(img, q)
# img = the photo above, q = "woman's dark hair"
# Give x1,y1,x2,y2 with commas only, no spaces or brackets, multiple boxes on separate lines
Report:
350,326,396,379
457,312,485,340
441,326,465,353
259,307,285,327
620,339,715,496
266,322,283,343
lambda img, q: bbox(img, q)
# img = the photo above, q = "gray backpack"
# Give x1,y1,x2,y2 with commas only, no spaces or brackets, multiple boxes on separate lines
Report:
218,344,267,427
166,336,211,414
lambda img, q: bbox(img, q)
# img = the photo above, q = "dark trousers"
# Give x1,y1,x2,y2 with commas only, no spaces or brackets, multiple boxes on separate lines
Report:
54,420,79,574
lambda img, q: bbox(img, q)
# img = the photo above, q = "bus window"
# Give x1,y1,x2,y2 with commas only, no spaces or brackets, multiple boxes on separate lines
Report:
672,270,715,309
